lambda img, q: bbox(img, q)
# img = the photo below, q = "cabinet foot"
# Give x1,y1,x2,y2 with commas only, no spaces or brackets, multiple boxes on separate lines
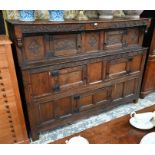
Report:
133,99,139,103
31,131,39,141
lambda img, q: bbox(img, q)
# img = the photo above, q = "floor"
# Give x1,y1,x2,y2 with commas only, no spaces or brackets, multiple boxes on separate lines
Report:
31,93,155,144
52,104,155,144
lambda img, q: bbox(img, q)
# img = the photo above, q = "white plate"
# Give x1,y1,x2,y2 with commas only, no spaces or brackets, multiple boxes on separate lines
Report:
140,132,155,144
129,117,154,130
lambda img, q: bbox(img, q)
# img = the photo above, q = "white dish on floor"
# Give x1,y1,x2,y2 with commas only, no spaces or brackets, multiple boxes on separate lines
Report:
129,117,154,130
140,132,155,144
65,136,89,144
129,111,155,130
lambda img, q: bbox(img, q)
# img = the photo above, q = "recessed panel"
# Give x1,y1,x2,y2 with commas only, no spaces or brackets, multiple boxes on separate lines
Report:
87,62,102,84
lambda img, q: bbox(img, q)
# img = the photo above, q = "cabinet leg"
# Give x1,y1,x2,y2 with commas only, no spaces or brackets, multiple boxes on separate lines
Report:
133,99,139,104
31,131,39,141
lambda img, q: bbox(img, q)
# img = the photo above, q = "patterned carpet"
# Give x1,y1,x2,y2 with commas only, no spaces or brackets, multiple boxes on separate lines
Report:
31,93,155,144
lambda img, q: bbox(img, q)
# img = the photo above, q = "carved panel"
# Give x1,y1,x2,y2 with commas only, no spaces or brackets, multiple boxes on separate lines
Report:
85,32,100,52
48,33,81,57
104,30,126,49
24,36,44,61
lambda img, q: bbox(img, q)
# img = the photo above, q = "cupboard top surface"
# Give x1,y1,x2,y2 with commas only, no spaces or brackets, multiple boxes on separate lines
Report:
7,18,150,25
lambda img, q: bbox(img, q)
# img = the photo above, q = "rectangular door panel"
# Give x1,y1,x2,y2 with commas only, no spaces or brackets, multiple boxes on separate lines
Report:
77,87,110,111
130,55,142,73
31,72,51,96
48,33,81,57
112,82,124,100
126,29,140,46
87,61,103,84
124,78,138,97
107,58,128,79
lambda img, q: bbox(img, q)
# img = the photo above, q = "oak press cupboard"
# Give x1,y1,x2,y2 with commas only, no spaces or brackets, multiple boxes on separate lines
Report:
7,18,149,140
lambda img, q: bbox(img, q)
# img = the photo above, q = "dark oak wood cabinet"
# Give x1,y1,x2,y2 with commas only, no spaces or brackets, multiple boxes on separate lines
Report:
7,19,149,140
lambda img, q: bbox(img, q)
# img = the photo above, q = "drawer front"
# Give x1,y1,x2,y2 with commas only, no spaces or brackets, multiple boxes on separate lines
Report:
45,33,81,57
25,51,145,100
106,54,143,79
104,29,126,49
104,28,142,50
23,33,82,63
19,28,144,67
29,65,85,97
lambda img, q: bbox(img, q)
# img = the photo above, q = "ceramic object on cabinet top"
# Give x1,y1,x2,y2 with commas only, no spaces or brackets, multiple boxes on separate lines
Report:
123,10,143,19
85,10,98,19
75,10,88,21
113,10,125,18
5,10,19,19
35,10,49,19
97,10,113,19
64,10,79,20
19,10,35,21
48,10,64,21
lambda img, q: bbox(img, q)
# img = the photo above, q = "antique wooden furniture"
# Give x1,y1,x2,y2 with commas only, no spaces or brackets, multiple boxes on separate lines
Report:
0,35,29,143
140,11,155,98
141,28,155,98
7,18,149,140
52,104,155,144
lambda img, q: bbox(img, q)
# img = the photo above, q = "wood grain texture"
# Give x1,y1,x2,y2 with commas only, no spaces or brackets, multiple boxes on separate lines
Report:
0,35,29,144
52,104,155,144
7,19,149,141
141,28,155,98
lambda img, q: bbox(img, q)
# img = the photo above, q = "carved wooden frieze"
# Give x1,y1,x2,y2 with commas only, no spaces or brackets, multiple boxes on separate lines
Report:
22,24,85,33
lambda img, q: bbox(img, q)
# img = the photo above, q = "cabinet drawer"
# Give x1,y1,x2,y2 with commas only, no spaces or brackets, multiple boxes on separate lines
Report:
104,28,142,50
26,52,144,100
30,65,86,97
106,54,143,79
